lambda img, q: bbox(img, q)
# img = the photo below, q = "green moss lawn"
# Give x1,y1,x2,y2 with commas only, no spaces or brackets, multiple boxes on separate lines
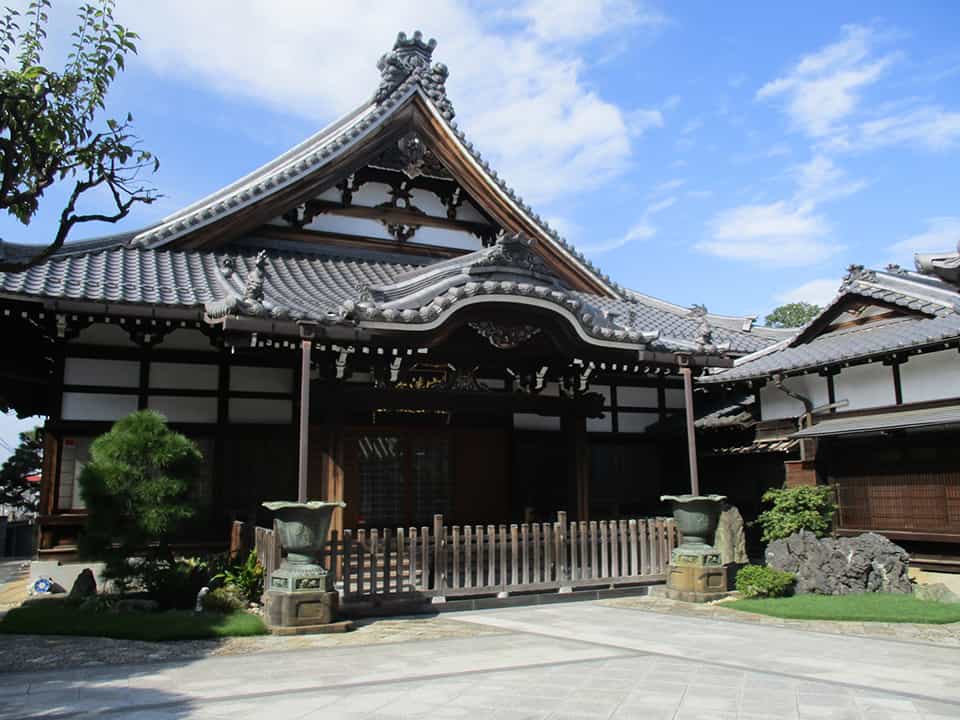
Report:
0,602,267,641
726,593,960,624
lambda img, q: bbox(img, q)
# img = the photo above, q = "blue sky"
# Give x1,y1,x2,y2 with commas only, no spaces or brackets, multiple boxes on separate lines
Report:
2,1,960,458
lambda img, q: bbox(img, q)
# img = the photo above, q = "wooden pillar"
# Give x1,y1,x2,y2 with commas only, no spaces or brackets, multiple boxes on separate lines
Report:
679,359,700,496
563,414,589,521
297,338,312,503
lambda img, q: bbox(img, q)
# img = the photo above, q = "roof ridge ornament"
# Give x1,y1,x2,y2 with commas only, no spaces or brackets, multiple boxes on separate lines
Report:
375,31,455,120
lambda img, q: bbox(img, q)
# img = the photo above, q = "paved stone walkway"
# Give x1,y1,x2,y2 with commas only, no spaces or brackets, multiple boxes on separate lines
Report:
0,616,505,674
0,559,30,614
601,595,960,647
1,600,958,719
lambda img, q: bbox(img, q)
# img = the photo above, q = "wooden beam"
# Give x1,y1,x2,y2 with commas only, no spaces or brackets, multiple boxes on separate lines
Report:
316,384,604,417
564,414,589,521
680,362,700,496
298,338,312,502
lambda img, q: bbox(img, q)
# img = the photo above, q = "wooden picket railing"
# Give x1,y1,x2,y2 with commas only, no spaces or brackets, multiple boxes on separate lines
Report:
232,512,677,603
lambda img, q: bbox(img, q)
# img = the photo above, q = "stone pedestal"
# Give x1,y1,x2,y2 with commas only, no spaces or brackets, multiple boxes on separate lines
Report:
264,589,351,633
665,545,727,602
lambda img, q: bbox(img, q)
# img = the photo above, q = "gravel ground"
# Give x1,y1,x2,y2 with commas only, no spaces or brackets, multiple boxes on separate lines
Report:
601,594,960,646
0,614,506,675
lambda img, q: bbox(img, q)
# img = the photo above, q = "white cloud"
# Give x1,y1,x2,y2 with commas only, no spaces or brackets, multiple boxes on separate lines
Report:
651,178,685,195
776,278,842,306
646,196,677,215
793,154,866,207
888,217,960,264
757,25,893,138
512,0,666,42
117,2,641,205
582,221,656,255
838,107,960,151
699,154,859,266
627,108,664,135
583,194,676,254
701,202,837,265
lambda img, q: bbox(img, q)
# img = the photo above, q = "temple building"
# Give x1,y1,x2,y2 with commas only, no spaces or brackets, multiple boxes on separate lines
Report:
0,32,785,558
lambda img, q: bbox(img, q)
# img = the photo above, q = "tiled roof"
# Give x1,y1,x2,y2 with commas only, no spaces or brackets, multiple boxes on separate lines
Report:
703,265,960,383
0,237,782,355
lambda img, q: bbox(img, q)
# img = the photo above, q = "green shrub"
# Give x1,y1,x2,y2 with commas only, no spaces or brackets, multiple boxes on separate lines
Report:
213,550,264,603
755,485,836,543
736,565,795,599
202,587,246,614
136,556,211,610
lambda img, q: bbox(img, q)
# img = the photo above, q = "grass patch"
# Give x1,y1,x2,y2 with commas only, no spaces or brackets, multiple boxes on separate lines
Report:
0,602,267,641
726,593,960,624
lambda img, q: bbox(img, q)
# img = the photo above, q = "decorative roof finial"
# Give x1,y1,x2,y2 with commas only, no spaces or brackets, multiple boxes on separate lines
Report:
375,31,455,120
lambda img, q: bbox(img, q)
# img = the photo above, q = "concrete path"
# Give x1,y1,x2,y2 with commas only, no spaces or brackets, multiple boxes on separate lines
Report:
0,600,958,719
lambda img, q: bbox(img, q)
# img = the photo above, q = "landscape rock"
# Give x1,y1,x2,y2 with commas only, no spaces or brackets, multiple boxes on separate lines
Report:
766,530,912,595
68,569,97,601
714,503,749,566
914,583,960,604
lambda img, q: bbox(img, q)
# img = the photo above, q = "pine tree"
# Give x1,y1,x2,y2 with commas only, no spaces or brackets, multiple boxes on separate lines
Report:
79,410,202,583
0,428,41,514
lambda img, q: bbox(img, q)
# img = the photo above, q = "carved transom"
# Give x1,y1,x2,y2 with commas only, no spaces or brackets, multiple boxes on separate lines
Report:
469,321,542,350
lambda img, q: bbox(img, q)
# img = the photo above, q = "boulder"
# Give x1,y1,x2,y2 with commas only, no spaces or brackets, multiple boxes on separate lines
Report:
914,583,960,604
766,530,912,595
68,568,97,601
714,503,749,566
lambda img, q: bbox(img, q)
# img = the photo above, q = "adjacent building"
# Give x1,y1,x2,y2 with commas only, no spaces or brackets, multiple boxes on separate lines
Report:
703,255,960,563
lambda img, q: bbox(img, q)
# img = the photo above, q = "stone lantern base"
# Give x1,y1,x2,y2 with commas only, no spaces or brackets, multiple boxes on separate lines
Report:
662,545,729,603
264,588,352,634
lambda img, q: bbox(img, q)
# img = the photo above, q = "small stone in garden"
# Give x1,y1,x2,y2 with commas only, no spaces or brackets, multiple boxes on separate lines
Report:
914,583,960,604
68,569,97,601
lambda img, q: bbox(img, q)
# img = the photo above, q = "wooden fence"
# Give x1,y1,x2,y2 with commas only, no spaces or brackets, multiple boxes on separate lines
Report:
232,511,677,602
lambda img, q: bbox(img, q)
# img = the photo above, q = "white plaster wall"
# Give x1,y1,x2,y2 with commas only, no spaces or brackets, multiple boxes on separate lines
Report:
514,414,560,431
834,362,895,410
149,362,219,390
900,350,960,403
616,386,657,407
458,199,487,223
410,227,482,250
617,411,659,433
148,396,218,423
759,374,830,420
229,398,292,424
587,412,612,433
64,358,139,387
57,437,92,510
61,392,138,421
70,324,136,347
481,378,506,390
230,366,293,393
593,385,612,405
159,328,216,352
305,214,392,240
664,387,686,409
